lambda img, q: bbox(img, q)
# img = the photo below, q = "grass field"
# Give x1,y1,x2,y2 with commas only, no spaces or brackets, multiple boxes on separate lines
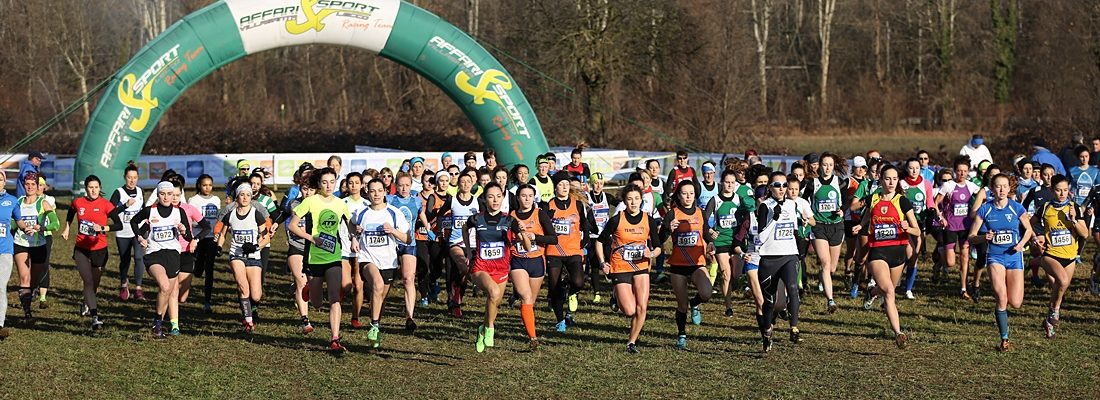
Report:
3,199,1100,399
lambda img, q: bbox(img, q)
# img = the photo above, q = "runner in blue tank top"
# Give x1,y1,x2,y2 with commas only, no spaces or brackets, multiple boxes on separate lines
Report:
387,173,425,331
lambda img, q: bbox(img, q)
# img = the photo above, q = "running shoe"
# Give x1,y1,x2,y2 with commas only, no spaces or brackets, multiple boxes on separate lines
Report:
1090,275,1099,296
555,320,567,333
827,299,838,314
895,332,908,349
38,298,48,309
367,324,380,348
135,288,146,301
169,327,181,336
790,327,802,344
817,282,824,293
350,319,365,330
79,304,89,317
418,297,429,307
0,327,10,340
428,282,441,304
568,294,578,312
90,317,103,331
119,285,130,301
905,290,915,300
626,342,639,354
1043,318,1056,339
476,325,487,353
691,305,702,325
593,293,602,303
302,323,314,334
863,289,878,310
777,310,790,321
405,318,417,332
674,335,688,350
329,338,347,353
724,307,734,318
849,284,859,299
529,338,539,350
997,339,1011,352
973,287,982,303
655,272,668,283
565,312,575,327
251,307,260,323
762,335,773,353
484,326,496,347
960,290,972,301
203,303,213,314
452,305,463,319
152,327,166,340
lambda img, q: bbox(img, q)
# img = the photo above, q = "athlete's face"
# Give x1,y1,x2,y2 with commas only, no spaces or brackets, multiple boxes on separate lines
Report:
993,177,1010,200
722,174,737,194
328,160,342,174
592,179,604,193
301,186,316,197
1092,139,1100,152
538,162,549,176
236,190,252,207
786,180,801,199
441,156,452,168
347,176,363,197
625,191,642,213
555,180,570,198
23,179,37,196
954,164,969,183
1041,168,1054,185
1054,181,1070,202
820,158,835,177
465,158,477,169
516,166,530,183
397,176,412,197
486,155,497,168
367,181,387,205
918,153,930,167
411,162,424,178
1079,151,1090,167
319,173,336,196
647,161,661,177
571,154,582,166
792,168,805,182
172,187,182,205
754,175,769,189
478,173,491,188
518,188,535,209
677,155,689,167
437,175,450,190
458,175,474,193
381,171,393,184
85,180,101,198
769,177,787,199
853,165,867,179
158,186,174,206
199,178,213,196
907,161,921,178
677,185,696,208
630,179,644,190
881,168,899,193
250,177,262,193
125,170,138,188
703,170,715,183
485,187,503,212
421,177,435,193
1020,163,1033,178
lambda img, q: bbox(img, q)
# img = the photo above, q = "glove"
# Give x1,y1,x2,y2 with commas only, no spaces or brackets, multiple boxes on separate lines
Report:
242,243,259,254
427,230,437,241
215,247,223,258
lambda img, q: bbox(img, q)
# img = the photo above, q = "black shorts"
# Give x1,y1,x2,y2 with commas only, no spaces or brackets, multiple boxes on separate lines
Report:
940,230,967,248
145,250,181,279
15,244,48,264
867,245,908,268
547,255,583,271
669,265,703,276
714,243,742,255
288,245,307,257
610,270,647,285
178,253,195,274
306,261,342,278
1043,254,1076,268
230,256,264,268
364,264,398,285
812,222,845,246
510,257,546,278
74,247,109,268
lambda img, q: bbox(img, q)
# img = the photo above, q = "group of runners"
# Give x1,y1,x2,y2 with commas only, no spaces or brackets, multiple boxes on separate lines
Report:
0,143,1095,354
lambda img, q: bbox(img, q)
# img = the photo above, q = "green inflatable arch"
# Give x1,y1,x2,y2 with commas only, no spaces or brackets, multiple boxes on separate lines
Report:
74,0,548,191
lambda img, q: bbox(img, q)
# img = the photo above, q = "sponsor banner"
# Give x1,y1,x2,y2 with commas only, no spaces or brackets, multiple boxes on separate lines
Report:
226,0,400,54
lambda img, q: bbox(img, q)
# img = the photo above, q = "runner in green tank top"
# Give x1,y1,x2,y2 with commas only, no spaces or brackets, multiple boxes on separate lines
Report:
803,153,849,314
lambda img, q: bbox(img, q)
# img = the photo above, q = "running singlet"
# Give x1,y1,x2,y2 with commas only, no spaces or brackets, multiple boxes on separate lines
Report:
756,198,800,256
285,198,308,251
71,196,113,251
844,177,869,222
548,197,583,257
808,175,844,224
469,213,513,272
177,202,204,253
188,194,220,240
14,197,55,248
609,212,651,273
667,206,706,266
698,181,719,210
587,191,611,237
142,206,184,254
355,205,409,269
1039,201,1082,260
388,194,422,248
220,206,266,260
113,187,144,238
510,209,546,259
671,167,696,186
1069,165,1098,205
293,196,349,265
939,180,978,231
865,193,912,248
445,195,480,245
0,194,20,254
343,197,370,258
901,176,934,222
976,200,1026,257
417,192,443,242
530,176,554,203
710,193,743,247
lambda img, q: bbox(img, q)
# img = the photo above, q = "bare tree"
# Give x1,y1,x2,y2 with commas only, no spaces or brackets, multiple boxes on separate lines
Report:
816,0,837,120
751,0,772,117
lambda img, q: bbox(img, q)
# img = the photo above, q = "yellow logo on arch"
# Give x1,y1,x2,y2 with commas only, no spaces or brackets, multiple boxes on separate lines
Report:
285,0,381,35
117,73,159,132
455,69,512,107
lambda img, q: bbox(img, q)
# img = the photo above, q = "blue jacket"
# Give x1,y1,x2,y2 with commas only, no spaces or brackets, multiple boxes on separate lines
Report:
0,192,22,254
16,159,37,197
1032,147,1066,176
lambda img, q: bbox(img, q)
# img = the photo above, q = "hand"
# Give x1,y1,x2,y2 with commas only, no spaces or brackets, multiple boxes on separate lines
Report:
851,225,862,235
125,198,136,207
137,237,148,248
190,239,199,250
707,242,716,256
351,241,360,254
1033,236,1046,251
1089,208,1095,217
1013,242,1026,253
92,223,103,233
241,243,259,254
939,216,948,227
901,220,910,231
269,224,279,234
308,235,319,244
426,231,437,241
985,231,994,241
601,262,610,275
709,229,719,240
834,209,844,217
742,253,752,263
382,223,395,234
176,222,187,233
1068,206,1077,220
669,219,680,230
61,229,69,241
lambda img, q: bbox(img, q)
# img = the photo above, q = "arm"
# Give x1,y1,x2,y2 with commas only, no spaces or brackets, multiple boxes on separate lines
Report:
1016,212,1035,253
966,214,987,245
535,210,559,245
258,218,272,248
647,216,663,258
62,206,76,240
106,204,125,232
1071,204,1090,238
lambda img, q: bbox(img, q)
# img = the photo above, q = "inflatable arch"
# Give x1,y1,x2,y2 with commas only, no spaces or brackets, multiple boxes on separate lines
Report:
74,0,548,191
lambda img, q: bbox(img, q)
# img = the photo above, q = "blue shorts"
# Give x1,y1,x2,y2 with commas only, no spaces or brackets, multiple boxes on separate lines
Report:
744,262,759,272
397,245,417,257
510,257,546,278
986,253,1024,270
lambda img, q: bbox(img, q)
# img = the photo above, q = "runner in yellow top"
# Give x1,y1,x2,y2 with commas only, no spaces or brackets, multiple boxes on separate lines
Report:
288,167,353,353
1032,174,1089,340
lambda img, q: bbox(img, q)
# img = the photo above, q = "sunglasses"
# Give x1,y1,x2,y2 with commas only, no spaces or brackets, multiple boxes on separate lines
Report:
677,157,689,160
239,168,249,171
919,157,929,161
770,182,789,188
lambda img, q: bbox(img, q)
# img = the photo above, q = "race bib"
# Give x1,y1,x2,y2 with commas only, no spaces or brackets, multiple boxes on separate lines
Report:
20,215,37,229
817,200,837,213
952,203,968,217
1078,186,1091,199
479,242,505,260
417,226,428,235
0,222,8,238
452,217,467,230
553,218,573,235
152,226,175,242
316,232,338,253
719,214,736,229
364,231,388,247
675,231,699,247
874,223,898,241
202,206,218,219
122,210,136,223
992,230,1014,245
514,241,538,254
622,244,646,260
774,222,795,240
78,220,96,236
913,200,925,212
232,229,254,244
1051,229,1072,247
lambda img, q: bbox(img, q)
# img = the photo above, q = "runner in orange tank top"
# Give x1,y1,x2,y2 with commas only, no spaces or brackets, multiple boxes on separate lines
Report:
658,180,714,350
596,185,661,354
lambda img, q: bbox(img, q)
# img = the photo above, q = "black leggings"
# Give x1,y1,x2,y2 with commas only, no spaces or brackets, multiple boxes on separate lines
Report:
194,238,218,304
584,241,608,295
416,240,443,296
758,255,801,334
547,255,585,321
116,236,145,286
38,235,53,290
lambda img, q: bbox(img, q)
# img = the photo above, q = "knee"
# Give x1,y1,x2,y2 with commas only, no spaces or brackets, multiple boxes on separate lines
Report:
1009,299,1023,309
622,307,636,318
698,290,713,302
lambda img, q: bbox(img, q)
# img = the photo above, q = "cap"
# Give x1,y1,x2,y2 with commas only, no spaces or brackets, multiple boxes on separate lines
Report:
977,160,992,171
464,153,477,161
236,159,251,170
298,162,315,172
804,152,820,164
537,156,549,165
157,181,175,192
701,163,716,173
590,172,605,182
441,152,452,161
28,151,44,160
410,156,425,165
434,170,451,181
853,156,867,168
551,170,571,186
1033,138,1048,148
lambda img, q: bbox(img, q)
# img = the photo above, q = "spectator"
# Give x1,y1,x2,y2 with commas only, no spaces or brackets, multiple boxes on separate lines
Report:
1032,138,1066,175
959,134,992,169
917,149,935,182
1058,131,1085,173
16,151,42,197
1090,137,1100,167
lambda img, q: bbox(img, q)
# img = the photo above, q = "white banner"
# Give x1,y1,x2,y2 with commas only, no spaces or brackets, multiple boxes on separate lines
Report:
227,0,400,55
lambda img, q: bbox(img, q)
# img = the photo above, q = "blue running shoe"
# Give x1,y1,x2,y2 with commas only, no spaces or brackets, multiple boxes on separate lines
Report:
555,320,567,333
675,335,688,350
691,305,702,325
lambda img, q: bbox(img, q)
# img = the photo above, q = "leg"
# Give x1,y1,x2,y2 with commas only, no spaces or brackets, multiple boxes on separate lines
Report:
117,237,133,288
146,264,171,319
364,264,391,323
74,251,99,313
630,273,651,345
778,257,802,329
351,259,364,322
324,266,343,340
229,261,252,322
510,269,538,339
813,239,835,300
471,272,504,327
401,254,417,320
868,260,902,335
546,258,565,322
669,273,691,337
177,272,192,303
288,255,309,319
988,263,1011,340
0,254,12,329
